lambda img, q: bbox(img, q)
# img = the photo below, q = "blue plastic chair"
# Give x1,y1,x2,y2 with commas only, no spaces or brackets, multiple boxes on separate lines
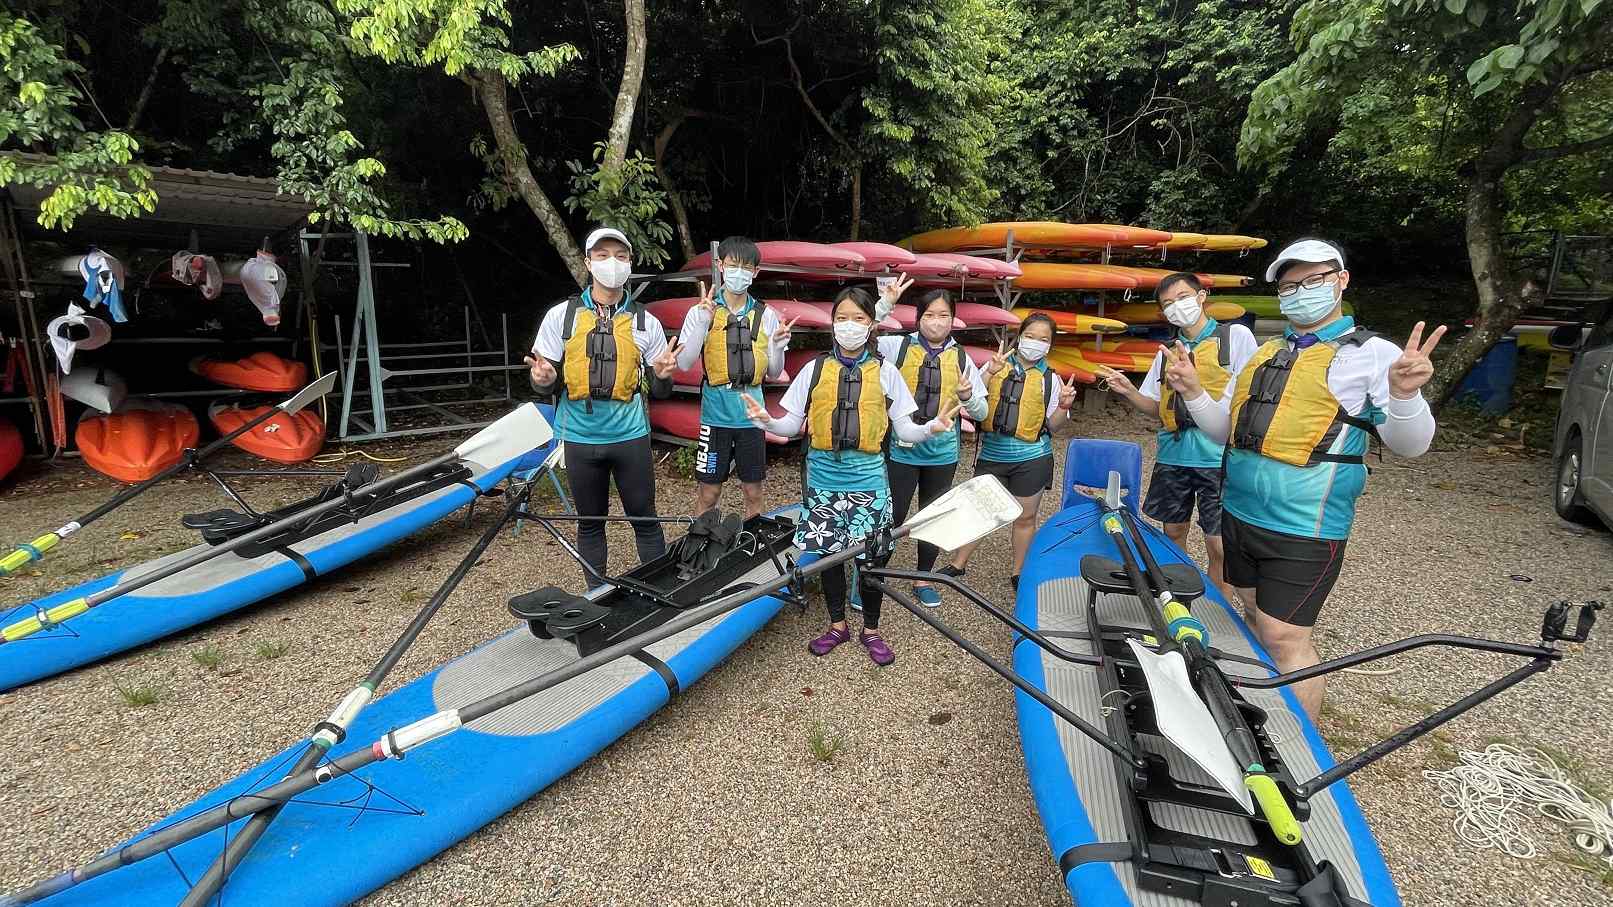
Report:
1060,438,1143,514
512,402,572,533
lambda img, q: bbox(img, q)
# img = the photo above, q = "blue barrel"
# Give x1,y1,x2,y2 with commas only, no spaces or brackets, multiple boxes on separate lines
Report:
1455,335,1518,413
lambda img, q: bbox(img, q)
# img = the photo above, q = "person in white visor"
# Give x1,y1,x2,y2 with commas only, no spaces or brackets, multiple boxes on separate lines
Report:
1155,238,1444,717
1097,272,1257,603
525,226,682,577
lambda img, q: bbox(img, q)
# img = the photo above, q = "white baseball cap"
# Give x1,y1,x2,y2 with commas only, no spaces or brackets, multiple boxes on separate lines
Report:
47,310,113,374
1265,239,1346,283
583,227,633,254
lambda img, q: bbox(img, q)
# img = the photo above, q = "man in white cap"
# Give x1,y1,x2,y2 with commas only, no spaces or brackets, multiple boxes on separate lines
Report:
524,227,682,576
1155,237,1445,717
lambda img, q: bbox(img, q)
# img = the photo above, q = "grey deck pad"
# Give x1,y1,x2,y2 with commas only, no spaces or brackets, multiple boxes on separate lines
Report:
1030,577,1369,903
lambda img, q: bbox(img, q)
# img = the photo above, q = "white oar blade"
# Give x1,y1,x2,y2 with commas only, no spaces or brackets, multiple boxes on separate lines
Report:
278,372,339,414
1125,639,1254,814
1104,470,1122,511
454,403,553,469
903,475,1019,550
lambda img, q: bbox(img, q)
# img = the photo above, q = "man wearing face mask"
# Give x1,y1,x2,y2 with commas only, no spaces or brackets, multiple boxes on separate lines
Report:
674,236,795,521
1097,273,1257,603
525,227,682,577
1158,238,1445,717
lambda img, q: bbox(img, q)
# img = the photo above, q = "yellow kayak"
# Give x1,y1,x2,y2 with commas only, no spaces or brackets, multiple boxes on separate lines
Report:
1011,307,1129,334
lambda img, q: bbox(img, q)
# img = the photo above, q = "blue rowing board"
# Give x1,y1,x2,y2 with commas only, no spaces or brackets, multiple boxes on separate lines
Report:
28,513,800,906
0,450,524,692
1013,496,1402,905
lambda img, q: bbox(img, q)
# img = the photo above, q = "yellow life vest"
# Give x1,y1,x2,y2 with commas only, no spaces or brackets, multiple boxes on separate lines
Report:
806,353,888,454
702,302,769,387
895,335,967,422
1160,322,1234,434
986,362,1053,443
560,296,644,405
1228,329,1380,467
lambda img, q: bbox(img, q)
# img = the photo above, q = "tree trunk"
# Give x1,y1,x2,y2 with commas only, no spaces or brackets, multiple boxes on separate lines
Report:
849,162,862,241
125,46,168,133
1426,169,1527,407
472,71,589,288
603,0,648,172
653,115,696,262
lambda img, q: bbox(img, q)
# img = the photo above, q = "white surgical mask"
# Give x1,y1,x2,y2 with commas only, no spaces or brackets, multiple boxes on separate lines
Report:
1018,338,1051,362
723,266,754,294
1280,282,1338,327
589,257,632,289
1162,293,1203,329
834,321,871,351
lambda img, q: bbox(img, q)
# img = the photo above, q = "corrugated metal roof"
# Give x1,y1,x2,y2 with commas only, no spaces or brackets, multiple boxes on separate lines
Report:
2,152,314,240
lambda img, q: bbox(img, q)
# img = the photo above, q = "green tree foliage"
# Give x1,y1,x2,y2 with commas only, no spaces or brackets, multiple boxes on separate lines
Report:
1239,0,1613,404
0,11,154,229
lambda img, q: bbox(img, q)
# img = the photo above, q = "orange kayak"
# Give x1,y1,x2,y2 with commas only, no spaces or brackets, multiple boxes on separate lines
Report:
1199,235,1269,253
209,403,326,464
77,399,200,483
1016,262,1141,291
902,222,1125,253
192,352,308,392
1202,273,1255,289
1011,308,1128,334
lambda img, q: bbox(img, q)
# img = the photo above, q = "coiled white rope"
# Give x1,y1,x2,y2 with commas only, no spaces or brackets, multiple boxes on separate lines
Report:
1423,743,1613,865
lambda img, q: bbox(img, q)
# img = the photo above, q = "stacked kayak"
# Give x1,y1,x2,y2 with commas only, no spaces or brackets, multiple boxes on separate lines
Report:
191,352,308,392
208,403,326,464
76,398,200,483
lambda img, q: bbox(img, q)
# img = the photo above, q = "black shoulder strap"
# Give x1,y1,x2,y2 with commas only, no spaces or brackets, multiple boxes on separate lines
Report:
749,305,763,336
636,303,646,332
1213,322,1233,368
896,335,913,369
559,295,584,341
955,344,968,374
1336,327,1379,348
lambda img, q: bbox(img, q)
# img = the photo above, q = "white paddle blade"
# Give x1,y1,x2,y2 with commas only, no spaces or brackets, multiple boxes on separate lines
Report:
1104,470,1122,511
279,372,339,414
903,475,1019,550
454,402,553,469
1125,639,1254,814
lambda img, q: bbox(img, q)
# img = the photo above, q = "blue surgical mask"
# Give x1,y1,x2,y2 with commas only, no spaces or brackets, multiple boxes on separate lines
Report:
723,266,754,295
1280,282,1338,327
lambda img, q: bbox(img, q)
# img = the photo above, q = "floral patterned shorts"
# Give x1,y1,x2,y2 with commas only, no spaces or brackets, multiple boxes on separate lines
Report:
794,487,894,556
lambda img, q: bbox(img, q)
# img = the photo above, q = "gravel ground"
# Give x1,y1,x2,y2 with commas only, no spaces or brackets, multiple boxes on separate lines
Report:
1,400,1610,907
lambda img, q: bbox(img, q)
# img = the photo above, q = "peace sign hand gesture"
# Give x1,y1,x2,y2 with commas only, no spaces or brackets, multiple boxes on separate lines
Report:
1058,378,1078,411
772,315,799,349
1094,365,1135,395
1162,341,1203,398
652,339,684,379
1388,321,1446,399
985,338,1012,377
741,392,770,425
692,282,717,326
930,400,963,434
878,274,915,310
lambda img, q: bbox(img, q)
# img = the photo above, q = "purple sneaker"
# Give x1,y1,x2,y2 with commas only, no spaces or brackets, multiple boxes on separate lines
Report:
808,625,851,656
859,630,894,666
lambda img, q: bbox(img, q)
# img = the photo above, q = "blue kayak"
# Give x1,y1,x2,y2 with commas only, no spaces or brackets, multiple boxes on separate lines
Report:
0,450,525,692
25,508,803,906
1013,493,1401,905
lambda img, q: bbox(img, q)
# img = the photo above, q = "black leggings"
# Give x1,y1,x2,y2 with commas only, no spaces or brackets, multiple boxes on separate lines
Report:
888,459,958,572
820,553,891,630
565,435,665,576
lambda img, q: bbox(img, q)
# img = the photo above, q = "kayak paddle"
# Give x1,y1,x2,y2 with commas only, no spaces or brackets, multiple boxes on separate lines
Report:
0,474,1019,904
0,372,338,578
0,401,551,644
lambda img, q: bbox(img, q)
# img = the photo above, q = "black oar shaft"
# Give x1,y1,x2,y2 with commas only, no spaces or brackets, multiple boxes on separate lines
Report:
177,483,535,907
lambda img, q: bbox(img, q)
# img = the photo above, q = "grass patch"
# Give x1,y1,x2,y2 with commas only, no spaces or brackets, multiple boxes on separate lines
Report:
1376,691,1439,714
191,645,224,671
254,640,291,661
1552,851,1613,890
807,721,845,763
398,587,423,605
115,681,160,707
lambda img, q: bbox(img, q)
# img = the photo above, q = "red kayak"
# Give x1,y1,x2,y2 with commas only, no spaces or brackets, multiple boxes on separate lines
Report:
828,242,917,271
888,304,965,331
0,415,21,482
683,241,865,273
650,395,791,445
646,298,833,332
953,303,1022,328
925,253,1023,281
191,352,309,393
209,402,326,464
76,399,200,484
898,254,972,280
